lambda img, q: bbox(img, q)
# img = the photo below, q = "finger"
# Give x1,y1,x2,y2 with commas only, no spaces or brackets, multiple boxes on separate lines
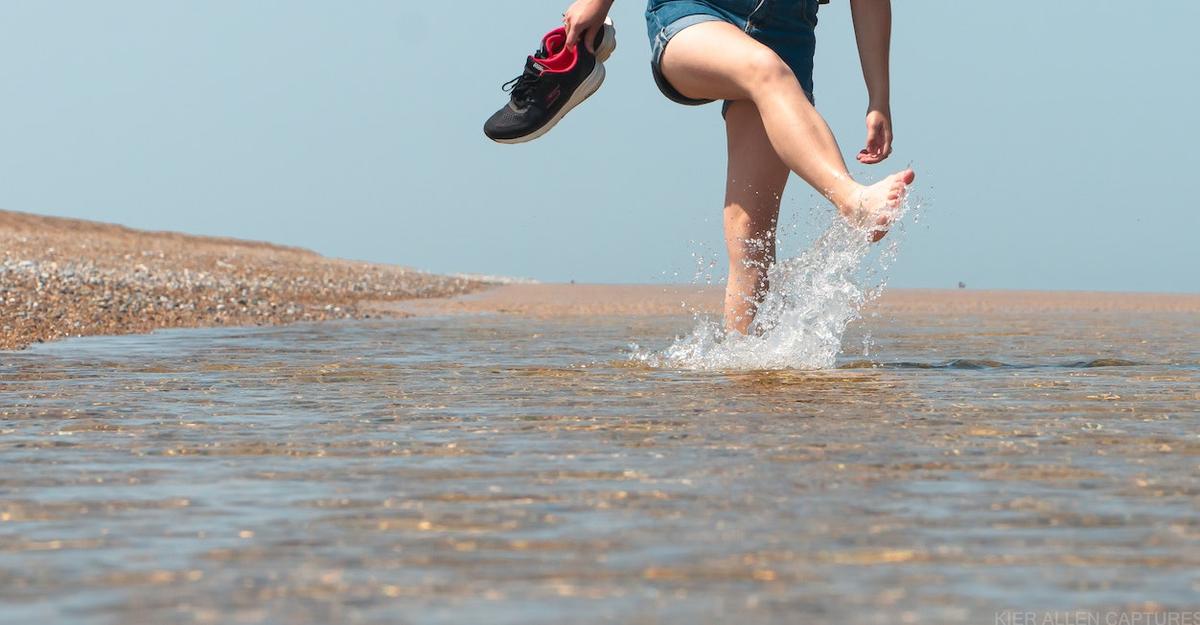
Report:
864,126,880,155
564,19,578,47
881,130,893,159
857,149,882,165
582,27,596,53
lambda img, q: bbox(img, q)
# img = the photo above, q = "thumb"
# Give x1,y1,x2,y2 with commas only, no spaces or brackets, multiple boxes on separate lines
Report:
864,123,881,153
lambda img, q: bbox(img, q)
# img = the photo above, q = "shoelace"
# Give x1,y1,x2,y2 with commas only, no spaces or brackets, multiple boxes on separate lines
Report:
501,62,542,106
502,42,557,105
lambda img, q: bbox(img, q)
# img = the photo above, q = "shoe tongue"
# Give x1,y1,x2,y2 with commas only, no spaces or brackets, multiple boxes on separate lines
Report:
526,56,547,75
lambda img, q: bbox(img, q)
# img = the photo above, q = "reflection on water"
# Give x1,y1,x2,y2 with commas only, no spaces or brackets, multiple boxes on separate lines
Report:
1,311,1198,624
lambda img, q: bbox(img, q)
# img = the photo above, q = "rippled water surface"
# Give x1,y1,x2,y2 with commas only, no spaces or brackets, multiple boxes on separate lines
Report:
2,311,1198,624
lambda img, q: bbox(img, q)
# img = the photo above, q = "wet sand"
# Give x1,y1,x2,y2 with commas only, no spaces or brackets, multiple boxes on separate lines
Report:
379,282,1200,318
0,210,489,350
5,209,1197,352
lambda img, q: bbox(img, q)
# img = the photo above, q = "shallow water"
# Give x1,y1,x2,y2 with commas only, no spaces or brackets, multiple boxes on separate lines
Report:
647,198,915,370
1,311,1199,624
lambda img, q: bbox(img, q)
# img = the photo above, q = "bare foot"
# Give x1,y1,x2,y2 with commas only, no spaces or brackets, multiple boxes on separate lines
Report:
835,169,915,242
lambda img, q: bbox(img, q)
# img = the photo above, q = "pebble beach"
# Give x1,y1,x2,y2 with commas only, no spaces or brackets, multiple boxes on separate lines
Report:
0,210,489,350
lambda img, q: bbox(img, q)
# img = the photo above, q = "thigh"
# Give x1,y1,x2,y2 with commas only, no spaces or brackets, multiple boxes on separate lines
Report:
724,99,788,237
659,20,786,103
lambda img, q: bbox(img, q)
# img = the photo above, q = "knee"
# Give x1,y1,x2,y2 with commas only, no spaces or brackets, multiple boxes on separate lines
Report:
725,212,775,258
725,209,758,238
742,48,794,92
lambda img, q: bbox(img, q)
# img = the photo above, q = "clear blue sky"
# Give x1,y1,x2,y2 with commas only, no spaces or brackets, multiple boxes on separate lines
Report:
1,1,1196,292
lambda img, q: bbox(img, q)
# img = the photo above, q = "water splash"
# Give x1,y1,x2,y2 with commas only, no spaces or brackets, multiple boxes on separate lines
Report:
637,195,919,370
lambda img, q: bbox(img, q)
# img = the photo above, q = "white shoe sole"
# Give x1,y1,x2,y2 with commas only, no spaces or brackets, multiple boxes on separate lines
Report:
596,18,617,63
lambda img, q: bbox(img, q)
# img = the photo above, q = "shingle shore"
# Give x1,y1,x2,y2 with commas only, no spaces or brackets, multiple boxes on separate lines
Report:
0,210,489,350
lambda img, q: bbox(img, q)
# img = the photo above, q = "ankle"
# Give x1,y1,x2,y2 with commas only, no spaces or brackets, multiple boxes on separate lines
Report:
826,176,863,215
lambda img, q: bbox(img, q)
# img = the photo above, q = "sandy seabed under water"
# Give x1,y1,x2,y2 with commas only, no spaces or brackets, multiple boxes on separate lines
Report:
2,283,1198,624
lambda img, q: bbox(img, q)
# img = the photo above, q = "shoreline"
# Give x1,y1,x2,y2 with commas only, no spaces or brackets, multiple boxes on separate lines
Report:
374,283,1200,318
5,210,1198,350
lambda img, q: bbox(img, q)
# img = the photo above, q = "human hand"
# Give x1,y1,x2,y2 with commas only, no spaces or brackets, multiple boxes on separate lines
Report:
563,0,613,53
857,108,893,164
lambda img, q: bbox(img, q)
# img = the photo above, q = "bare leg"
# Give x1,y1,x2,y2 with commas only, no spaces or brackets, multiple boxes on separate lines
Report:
723,100,789,334
661,21,914,242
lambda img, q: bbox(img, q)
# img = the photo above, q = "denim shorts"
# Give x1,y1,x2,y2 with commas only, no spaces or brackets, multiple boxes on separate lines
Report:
645,0,820,111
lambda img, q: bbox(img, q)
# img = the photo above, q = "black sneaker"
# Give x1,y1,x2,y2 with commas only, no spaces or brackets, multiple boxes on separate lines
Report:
484,18,617,144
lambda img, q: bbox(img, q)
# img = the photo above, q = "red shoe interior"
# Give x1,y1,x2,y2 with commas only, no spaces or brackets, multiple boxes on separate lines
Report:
543,27,567,55
533,27,577,73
